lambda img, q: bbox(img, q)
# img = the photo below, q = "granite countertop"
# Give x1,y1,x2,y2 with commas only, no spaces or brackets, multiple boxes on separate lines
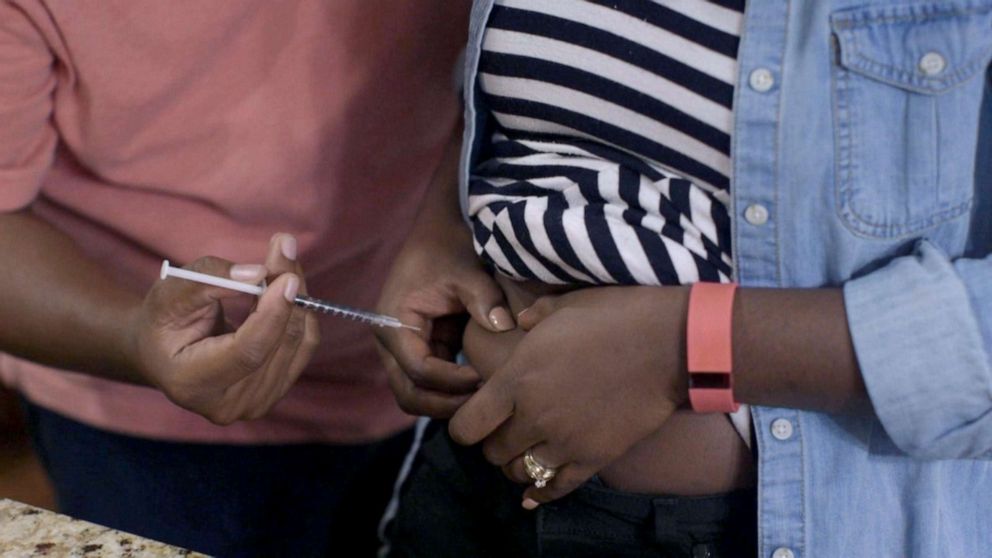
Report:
0,499,208,557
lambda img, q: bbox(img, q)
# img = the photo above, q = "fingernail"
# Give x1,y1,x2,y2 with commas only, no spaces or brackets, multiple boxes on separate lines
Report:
283,275,299,302
522,498,540,510
230,264,265,282
517,307,531,321
280,234,297,261
488,307,514,331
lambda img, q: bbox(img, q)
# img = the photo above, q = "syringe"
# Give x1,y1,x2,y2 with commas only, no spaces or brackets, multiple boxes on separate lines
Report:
160,260,419,330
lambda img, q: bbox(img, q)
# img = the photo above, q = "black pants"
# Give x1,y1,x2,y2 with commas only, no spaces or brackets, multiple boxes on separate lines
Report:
24,400,413,557
385,420,757,558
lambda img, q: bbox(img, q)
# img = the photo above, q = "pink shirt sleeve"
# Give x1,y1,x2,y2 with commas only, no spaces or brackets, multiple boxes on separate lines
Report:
0,1,56,211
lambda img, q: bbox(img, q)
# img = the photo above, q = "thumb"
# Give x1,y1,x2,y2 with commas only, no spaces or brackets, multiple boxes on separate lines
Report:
516,295,558,331
452,269,515,332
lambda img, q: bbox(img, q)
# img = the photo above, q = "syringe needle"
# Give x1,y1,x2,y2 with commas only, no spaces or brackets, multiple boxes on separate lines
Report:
160,260,419,330
292,294,420,331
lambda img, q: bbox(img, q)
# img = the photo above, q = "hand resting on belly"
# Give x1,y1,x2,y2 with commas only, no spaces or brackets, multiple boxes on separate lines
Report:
462,275,755,495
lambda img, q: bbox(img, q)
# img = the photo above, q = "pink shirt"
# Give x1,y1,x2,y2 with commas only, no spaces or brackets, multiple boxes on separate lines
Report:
0,1,468,443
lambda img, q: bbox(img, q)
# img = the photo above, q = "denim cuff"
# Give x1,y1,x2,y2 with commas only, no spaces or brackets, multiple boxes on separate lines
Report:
844,240,992,458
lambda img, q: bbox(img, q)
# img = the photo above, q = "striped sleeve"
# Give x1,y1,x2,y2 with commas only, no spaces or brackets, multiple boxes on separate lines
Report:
469,133,732,286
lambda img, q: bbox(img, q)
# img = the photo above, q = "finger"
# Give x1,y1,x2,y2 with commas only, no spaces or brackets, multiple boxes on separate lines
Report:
228,263,267,285
451,269,515,332
412,357,481,393
238,237,315,417
502,458,531,485
448,378,514,446
265,233,301,284
375,326,433,378
264,309,320,410
521,463,592,509
193,344,287,425
263,232,313,386
378,326,479,393
219,349,289,421
516,295,559,331
382,354,472,417
502,442,561,485
249,274,309,382
481,416,542,466
401,388,472,418
281,310,320,389
234,351,297,422
239,294,315,418
213,273,299,387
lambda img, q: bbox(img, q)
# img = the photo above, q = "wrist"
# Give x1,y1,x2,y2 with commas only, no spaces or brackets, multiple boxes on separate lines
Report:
115,299,155,387
730,287,866,412
646,286,691,408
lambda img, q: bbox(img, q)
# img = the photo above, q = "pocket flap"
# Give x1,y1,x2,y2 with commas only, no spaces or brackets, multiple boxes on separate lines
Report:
831,2,992,94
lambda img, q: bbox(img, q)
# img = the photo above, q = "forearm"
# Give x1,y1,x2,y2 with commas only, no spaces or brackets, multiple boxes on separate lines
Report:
408,119,468,243
0,210,143,383
732,288,866,414
734,247,992,457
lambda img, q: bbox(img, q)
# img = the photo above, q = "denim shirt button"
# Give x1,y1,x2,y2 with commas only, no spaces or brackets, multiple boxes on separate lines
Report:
771,418,794,440
918,52,946,76
744,203,769,226
749,68,775,92
772,547,796,558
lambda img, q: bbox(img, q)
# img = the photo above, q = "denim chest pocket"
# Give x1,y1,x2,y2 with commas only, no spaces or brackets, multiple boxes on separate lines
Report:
830,2,992,238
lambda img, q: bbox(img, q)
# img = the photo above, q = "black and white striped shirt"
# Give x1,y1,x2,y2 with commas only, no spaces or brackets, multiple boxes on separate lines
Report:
469,0,744,286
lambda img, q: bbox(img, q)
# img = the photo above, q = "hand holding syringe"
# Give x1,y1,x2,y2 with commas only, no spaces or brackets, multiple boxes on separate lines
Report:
161,260,419,331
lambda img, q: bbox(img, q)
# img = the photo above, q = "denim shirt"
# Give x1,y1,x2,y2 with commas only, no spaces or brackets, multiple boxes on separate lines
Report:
459,1,992,556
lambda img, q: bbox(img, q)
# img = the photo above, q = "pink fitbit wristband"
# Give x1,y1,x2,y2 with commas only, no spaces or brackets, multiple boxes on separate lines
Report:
686,282,740,413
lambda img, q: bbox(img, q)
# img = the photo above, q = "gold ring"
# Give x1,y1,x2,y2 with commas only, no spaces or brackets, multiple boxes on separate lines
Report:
523,450,557,488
